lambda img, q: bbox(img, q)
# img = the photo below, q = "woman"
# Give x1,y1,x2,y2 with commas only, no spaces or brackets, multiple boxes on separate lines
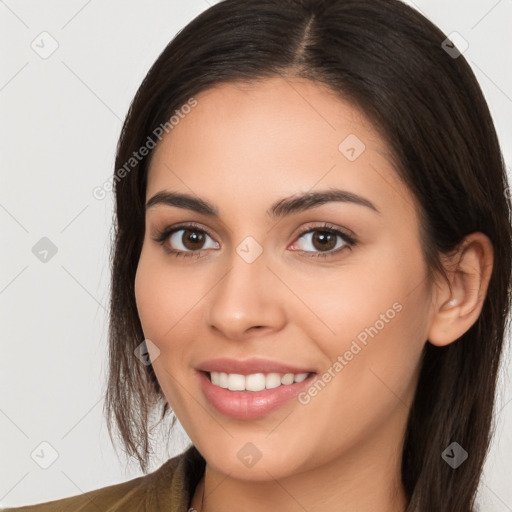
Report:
4,0,510,510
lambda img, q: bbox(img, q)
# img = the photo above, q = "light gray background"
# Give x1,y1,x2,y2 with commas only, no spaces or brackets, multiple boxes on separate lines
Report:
1,0,511,509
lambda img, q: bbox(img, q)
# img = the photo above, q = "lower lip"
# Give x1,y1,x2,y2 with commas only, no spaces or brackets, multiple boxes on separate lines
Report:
198,371,317,420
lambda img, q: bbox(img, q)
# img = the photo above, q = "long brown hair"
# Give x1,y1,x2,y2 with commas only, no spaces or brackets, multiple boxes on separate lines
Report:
103,1,512,510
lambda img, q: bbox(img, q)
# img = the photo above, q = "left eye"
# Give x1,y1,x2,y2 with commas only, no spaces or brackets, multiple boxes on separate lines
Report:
290,227,354,256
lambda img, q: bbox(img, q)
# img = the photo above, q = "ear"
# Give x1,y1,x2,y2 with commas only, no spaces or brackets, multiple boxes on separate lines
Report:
427,232,494,347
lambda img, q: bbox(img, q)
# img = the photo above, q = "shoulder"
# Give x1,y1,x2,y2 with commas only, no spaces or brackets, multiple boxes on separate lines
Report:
0,445,204,512
0,471,153,512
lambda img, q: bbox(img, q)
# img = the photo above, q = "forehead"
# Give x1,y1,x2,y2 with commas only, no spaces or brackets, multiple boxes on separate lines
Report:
146,77,412,220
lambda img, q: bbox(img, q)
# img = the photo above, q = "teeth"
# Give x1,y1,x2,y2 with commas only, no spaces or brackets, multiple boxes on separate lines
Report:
209,371,311,391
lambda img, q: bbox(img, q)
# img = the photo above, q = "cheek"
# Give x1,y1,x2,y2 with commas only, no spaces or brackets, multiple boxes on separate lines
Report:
134,247,207,345
295,290,427,461
292,242,424,345
134,249,198,409
294,241,429,407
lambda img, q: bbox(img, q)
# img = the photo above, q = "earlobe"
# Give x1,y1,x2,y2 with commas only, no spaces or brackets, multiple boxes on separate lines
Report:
427,232,493,347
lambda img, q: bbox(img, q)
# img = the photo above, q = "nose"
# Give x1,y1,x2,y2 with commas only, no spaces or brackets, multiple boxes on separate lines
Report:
204,246,287,340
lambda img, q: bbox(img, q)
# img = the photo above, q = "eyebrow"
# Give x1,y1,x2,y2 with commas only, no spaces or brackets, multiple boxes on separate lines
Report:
145,188,380,218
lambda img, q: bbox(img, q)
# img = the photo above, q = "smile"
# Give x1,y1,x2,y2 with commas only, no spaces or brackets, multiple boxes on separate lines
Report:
198,370,317,420
208,371,311,392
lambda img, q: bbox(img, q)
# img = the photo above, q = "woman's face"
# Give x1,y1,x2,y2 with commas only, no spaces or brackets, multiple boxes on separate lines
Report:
135,76,433,481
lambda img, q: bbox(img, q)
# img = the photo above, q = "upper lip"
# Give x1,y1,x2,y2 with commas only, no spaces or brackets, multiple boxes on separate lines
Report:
196,357,316,375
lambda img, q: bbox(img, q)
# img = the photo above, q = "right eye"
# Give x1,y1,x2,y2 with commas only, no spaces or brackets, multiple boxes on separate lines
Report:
152,223,220,258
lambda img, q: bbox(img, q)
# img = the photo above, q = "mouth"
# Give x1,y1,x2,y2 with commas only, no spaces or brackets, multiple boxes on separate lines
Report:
202,370,317,392
198,370,318,420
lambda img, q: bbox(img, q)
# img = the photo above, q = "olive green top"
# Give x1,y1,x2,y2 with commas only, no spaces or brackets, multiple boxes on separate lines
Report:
1,444,206,512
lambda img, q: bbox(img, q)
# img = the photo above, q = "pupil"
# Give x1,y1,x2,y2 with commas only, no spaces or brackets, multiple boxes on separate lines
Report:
314,231,335,251
184,230,204,249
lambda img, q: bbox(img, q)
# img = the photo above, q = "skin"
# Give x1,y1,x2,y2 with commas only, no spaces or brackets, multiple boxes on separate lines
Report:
134,76,493,512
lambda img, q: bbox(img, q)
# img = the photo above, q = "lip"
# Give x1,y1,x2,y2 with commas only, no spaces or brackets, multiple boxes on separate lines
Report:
196,357,315,375
197,369,317,420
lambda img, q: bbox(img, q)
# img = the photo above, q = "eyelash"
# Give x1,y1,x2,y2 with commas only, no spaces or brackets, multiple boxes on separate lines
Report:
151,221,357,260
